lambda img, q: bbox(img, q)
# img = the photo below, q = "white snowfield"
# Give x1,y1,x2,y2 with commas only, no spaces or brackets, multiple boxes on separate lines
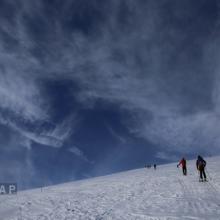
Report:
1,157,220,220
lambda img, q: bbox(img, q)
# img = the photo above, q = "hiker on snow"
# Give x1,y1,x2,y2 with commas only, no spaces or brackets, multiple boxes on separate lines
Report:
196,155,207,181
177,158,187,175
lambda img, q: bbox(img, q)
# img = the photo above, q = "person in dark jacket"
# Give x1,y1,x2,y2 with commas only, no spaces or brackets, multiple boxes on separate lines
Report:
196,155,207,181
177,158,187,175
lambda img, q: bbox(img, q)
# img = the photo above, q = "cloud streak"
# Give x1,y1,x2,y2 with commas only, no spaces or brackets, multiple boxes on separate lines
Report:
68,146,92,163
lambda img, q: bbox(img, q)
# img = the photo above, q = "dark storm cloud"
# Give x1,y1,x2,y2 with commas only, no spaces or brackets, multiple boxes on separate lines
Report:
0,0,220,187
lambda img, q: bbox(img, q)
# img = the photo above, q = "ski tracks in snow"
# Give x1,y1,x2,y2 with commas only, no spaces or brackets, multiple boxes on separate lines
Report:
177,173,220,219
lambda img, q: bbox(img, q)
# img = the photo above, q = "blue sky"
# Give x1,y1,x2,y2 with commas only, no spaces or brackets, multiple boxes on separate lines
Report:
0,0,220,189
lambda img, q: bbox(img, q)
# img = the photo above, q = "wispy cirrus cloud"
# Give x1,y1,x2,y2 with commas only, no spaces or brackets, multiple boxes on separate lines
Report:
0,72,46,121
1,0,220,157
68,146,93,163
0,114,74,148
0,1,77,148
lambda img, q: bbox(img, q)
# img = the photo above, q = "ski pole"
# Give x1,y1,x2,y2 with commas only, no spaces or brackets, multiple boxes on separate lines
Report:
205,168,212,181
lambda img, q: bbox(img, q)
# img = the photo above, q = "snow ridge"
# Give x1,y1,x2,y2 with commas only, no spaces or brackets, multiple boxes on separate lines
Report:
0,157,220,220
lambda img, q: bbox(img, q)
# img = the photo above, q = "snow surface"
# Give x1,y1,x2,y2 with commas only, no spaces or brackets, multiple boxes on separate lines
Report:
1,157,220,220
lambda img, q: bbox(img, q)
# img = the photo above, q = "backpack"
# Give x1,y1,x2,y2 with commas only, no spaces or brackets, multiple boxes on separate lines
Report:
197,159,206,170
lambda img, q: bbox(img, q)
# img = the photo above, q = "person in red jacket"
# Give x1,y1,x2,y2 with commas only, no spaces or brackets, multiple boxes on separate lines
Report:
177,157,187,175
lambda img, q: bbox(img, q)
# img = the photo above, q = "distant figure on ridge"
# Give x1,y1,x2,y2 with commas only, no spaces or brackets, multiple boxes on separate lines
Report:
196,155,207,182
154,164,157,170
177,157,187,175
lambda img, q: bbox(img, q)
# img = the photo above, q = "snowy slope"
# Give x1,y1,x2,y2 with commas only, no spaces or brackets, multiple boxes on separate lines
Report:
1,157,220,220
